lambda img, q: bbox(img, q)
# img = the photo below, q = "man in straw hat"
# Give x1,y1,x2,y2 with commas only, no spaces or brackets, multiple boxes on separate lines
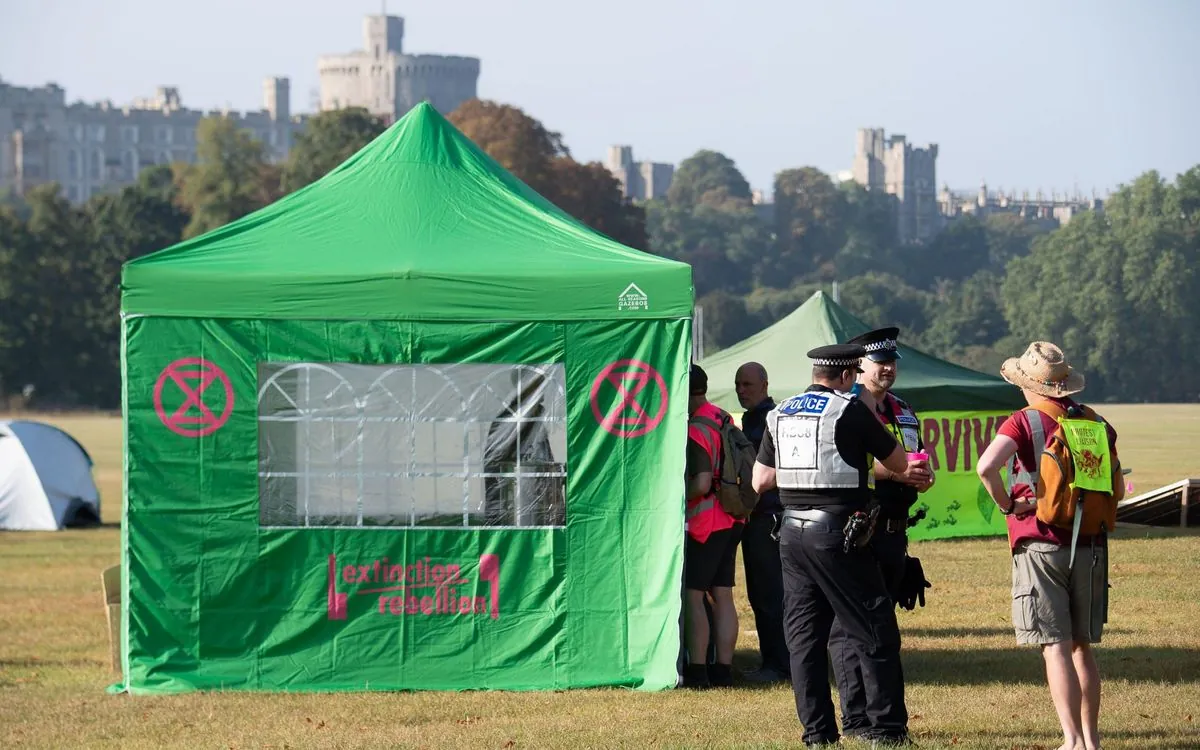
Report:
976,342,1122,750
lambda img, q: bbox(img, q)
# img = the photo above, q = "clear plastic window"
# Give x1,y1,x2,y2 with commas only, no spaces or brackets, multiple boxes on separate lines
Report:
257,363,567,528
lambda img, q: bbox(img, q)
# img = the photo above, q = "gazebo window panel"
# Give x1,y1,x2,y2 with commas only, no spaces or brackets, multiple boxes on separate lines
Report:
257,362,567,528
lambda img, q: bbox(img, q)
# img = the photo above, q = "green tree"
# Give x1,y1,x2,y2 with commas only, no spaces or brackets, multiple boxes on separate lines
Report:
742,281,823,326
1001,169,1200,401
917,214,990,285
0,173,191,406
548,158,647,249
282,108,387,193
770,167,848,285
666,150,753,209
0,206,31,397
448,99,645,248
834,182,899,278
176,117,277,239
77,177,191,406
1,185,97,404
921,271,1008,358
647,152,764,294
984,213,1045,270
695,288,763,353
838,272,932,336
646,198,768,295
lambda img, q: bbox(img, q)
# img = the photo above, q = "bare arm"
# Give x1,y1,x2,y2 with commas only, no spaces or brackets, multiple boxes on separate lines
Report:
752,461,777,494
976,435,1034,515
874,459,889,479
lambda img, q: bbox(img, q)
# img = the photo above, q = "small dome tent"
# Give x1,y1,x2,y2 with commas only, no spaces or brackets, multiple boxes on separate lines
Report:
0,420,101,530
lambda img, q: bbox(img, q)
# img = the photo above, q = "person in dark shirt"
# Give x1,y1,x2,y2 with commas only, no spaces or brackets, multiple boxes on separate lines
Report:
733,362,790,683
752,344,914,748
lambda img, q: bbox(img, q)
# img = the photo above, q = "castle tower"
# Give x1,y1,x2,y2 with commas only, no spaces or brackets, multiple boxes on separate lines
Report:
852,128,886,191
320,14,478,120
263,77,289,122
605,145,636,200
364,14,404,58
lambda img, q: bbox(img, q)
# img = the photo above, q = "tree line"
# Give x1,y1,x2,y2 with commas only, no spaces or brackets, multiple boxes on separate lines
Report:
1,100,1197,408
652,149,1200,403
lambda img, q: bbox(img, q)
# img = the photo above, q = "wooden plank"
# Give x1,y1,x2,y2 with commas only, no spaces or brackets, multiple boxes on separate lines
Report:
1181,482,1190,528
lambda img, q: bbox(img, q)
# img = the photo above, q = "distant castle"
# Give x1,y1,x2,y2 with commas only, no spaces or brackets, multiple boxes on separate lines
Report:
0,76,300,204
604,145,674,202
0,13,478,204
317,14,479,123
938,181,1104,229
849,127,1101,243
852,128,941,244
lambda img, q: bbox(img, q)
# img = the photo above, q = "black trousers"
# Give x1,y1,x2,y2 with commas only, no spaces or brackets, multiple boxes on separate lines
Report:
780,518,907,745
743,511,790,673
829,527,908,735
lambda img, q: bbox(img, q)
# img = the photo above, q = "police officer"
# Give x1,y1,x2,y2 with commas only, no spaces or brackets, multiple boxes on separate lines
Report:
848,327,935,591
752,344,913,748
830,327,934,739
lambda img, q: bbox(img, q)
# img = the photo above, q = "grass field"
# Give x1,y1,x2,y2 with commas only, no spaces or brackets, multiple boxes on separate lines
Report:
2,406,1199,749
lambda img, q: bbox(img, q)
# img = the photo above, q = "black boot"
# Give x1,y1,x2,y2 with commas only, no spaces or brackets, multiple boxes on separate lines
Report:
682,663,710,689
707,662,734,687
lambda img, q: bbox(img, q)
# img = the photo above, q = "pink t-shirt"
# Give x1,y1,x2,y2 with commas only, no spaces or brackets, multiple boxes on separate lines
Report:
996,398,1118,550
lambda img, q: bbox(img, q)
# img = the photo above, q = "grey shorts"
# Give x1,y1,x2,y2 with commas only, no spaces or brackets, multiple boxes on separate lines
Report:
1011,540,1109,646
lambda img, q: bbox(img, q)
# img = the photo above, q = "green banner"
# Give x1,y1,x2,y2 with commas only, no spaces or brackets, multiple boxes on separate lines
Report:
907,410,1012,541
116,316,689,694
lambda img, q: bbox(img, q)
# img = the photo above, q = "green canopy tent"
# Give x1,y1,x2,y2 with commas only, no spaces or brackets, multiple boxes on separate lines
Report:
115,103,693,694
700,290,1023,540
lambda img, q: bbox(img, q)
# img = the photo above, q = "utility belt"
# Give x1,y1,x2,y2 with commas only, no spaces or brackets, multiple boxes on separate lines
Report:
780,507,879,553
781,507,852,528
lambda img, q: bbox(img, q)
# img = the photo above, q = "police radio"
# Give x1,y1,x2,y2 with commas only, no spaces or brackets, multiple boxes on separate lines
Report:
843,504,880,553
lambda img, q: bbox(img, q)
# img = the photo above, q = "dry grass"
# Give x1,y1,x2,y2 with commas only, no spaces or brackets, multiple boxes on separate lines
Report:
1095,404,1200,494
1,408,1199,749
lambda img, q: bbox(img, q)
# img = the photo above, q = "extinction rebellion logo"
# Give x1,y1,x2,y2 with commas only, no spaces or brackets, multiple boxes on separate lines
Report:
618,283,648,311
325,553,500,621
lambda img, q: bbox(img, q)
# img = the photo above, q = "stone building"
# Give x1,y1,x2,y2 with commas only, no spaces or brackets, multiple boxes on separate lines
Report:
317,14,479,122
604,145,674,202
938,181,1103,229
851,127,941,244
0,76,303,204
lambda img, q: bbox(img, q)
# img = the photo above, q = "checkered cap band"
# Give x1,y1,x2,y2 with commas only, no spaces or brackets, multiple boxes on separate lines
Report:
813,357,860,367
863,339,897,353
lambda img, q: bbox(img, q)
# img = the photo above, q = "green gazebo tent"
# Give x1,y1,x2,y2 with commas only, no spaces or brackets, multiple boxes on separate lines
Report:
700,290,1023,540
115,103,693,694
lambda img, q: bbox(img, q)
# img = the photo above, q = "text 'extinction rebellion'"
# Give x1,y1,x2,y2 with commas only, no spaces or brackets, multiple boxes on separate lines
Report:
326,553,500,620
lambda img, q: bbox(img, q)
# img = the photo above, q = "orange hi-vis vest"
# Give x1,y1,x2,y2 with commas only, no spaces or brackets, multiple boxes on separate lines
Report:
686,402,740,543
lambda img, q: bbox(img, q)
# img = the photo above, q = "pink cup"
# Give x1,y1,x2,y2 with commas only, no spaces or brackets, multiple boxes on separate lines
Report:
907,451,929,463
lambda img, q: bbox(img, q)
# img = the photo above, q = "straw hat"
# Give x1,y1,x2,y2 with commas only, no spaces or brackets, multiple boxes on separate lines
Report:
1000,341,1085,397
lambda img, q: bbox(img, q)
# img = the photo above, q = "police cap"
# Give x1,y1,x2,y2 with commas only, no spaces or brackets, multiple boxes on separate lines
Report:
846,326,902,362
807,343,866,369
